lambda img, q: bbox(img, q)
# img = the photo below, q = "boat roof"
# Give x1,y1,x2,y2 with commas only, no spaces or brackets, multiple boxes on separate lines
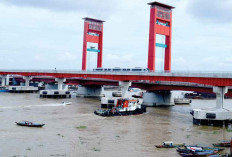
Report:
164,141,173,144
22,120,32,123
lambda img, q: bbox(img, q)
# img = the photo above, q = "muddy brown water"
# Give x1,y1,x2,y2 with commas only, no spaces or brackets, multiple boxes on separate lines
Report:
0,92,232,157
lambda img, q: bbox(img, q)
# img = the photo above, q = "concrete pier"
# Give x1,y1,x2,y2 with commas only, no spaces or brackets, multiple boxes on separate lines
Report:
0,75,8,86
119,81,131,97
55,78,66,91
23,76,33,87
40,90,71,98
7,76,38,93
40,78,70,98
8,86,38,93
76,85,104,98
142,91,174,107
192,86,232,126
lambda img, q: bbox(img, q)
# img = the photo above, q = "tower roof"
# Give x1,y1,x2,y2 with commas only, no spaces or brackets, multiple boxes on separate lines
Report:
82,17,105,23
148,1,175,9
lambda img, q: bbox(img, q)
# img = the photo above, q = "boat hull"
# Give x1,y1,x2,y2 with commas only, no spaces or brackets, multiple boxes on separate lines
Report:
156,144,184,148
16,122,45,127
95,106,146,117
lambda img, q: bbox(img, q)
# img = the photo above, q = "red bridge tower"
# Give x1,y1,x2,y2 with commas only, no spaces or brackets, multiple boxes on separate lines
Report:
147,2,175,72
82,17,105,71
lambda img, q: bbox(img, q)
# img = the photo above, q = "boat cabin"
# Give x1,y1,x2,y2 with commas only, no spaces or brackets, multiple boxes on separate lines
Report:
163,141,173,146
116,98,140,111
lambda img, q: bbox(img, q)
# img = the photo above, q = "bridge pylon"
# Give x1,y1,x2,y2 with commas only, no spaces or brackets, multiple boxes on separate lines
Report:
147,2,175,72
82,17,105,71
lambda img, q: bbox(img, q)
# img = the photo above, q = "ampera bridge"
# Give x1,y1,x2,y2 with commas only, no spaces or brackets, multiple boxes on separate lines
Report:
0,2,231,124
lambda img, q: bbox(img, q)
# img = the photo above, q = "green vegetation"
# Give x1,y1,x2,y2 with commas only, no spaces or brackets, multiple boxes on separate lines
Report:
57,133,64,137
186,135,191,139
76,125,87,129
92,147,100,151
26,147,31,151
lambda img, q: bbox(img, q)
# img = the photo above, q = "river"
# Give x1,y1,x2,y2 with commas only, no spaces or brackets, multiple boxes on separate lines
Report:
0,91,232,157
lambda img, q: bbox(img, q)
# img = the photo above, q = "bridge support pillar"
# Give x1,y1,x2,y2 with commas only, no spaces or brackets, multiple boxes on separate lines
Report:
76,85,104,98
40,78,70,98
8,76,38,93
143,91,174,107
55,78,66,90
213,86,228,109
23,76,33,87
1,75,7,86
119,81,131,97
191,86,231,126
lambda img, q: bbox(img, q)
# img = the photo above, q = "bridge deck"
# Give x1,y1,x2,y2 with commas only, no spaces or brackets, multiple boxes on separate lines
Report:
1,70,232,86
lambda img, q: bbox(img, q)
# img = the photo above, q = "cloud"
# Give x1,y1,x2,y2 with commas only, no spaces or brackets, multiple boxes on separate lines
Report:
0,0,120,19
57,52,77,61
186,0,232,23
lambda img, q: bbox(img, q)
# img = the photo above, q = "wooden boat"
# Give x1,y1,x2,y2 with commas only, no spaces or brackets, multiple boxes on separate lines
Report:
179,150,218,157
15,121,45,127
213,142,231,147
180,151,218,157
155,141,185,148
177,146,223,153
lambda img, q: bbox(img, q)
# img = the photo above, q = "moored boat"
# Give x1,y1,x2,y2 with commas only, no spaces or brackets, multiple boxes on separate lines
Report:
212,141,231,147
15,121,45,127
94,98,146,117
179,150,218,157
155,141,185,148
177,145,221,157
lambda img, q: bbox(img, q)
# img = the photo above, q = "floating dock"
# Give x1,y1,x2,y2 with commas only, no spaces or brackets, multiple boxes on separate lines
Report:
40,90,71,98
8,86,38,93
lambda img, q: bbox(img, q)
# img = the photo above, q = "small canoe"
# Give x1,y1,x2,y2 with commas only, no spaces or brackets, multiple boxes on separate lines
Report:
15,121,45,127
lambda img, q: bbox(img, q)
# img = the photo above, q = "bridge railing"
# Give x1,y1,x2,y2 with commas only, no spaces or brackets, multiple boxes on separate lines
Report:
1,69,232,79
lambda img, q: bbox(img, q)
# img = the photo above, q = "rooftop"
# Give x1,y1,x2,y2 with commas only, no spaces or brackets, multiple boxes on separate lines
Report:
148,1,175,9
82,17,105,23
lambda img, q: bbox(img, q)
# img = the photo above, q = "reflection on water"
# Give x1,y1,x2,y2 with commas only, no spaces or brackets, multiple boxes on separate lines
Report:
0,92,232,156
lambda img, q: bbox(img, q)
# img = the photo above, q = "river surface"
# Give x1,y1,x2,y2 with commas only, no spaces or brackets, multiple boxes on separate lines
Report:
0,91,232,157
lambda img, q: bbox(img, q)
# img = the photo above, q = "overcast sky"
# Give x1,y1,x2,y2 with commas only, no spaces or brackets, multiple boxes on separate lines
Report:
0,0,232,71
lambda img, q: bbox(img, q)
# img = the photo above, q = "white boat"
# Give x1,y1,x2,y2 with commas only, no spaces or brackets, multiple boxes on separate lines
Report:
62,102,72,105
174,98,191,104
